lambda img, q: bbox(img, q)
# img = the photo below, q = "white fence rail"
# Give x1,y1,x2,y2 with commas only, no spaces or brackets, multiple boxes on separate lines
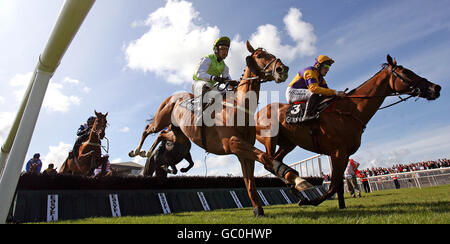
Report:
262,154,331,178
324,167,450,192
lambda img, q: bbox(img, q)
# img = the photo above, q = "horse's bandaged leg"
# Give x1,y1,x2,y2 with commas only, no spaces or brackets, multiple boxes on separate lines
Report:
267,160,298,179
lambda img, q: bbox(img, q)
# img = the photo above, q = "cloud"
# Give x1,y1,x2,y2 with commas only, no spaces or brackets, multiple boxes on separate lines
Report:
43,83,82,113
42,142,72,171
190,154,241,176
0,96,4,104
125,0,317,84
9,73,87,113
0,112,15,145
119,126,130,133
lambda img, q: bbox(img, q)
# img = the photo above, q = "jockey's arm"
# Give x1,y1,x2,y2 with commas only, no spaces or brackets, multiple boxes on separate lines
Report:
307,83,337,96
194,57,214,82
304,70,337,96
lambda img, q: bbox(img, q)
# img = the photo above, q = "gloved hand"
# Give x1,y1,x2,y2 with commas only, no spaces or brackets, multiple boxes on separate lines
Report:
212,76,227,84
226,80,240,87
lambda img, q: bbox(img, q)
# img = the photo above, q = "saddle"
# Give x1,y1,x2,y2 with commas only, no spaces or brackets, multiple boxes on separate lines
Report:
285,97,337,124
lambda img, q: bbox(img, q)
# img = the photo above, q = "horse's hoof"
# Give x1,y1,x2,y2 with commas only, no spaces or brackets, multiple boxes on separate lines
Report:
253,207,265,217
128,151,136,157
295,178,313,192
139,151,147,157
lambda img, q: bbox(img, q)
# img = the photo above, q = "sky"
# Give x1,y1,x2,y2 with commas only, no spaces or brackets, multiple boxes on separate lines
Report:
0,0,449,177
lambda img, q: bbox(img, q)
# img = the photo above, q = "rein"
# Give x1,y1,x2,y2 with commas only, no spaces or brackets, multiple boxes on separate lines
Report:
343,65,420,110
330,65,421,130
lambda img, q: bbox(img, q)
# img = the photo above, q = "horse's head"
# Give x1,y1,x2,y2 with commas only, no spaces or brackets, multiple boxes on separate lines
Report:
245,40,289,83
386,55,441,101
94,110,108,140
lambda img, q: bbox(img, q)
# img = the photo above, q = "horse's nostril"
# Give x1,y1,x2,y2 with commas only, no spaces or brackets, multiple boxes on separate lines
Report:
435,85,441,93
276,67,283,73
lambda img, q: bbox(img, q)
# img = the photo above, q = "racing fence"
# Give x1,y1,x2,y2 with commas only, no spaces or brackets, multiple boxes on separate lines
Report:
7,174,325,223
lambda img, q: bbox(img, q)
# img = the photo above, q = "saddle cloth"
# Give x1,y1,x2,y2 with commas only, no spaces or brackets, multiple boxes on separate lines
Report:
286,101,307,124
179,96,202,113
285,97,337,124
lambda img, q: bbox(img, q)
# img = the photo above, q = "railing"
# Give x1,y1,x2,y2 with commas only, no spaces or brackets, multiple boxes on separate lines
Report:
324,167,450,192
262,154,331,177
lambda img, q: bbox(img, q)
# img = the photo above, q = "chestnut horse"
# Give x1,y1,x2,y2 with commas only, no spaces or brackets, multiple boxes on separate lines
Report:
129,41,312,216
256,55,441,209
60,111,109,176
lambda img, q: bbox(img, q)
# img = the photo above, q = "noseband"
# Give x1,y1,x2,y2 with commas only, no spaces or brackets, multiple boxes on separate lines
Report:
389,65,421,96
241,49,282,84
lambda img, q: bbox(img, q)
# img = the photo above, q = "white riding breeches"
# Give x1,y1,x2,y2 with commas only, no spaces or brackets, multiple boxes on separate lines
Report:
286,87,312,103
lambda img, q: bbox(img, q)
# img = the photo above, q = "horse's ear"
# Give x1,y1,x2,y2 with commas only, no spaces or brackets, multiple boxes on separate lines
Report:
105,112,108,117
94,110,98,116
246,40,255,53
387,55,397,66
387,55,393,65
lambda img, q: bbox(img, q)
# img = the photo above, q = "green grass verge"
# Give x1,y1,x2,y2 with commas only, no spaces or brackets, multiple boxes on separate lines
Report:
39,185,450,224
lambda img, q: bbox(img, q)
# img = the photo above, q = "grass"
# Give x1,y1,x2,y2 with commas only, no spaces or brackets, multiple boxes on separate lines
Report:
41,185,450,224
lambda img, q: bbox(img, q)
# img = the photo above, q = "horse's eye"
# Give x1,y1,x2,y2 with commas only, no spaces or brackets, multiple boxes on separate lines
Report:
257,53,263,58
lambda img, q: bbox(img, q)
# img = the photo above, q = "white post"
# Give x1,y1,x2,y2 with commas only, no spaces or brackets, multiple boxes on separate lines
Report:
0,72,37,176
0,0,95,224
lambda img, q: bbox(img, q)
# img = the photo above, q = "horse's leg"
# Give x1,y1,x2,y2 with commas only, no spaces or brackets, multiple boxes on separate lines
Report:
129,97,176,157
239,158,264,217
180,152,194,173
227,136,313,192
145,131,176,158
59,157,68,174
273,138,296,163
299,150,348,208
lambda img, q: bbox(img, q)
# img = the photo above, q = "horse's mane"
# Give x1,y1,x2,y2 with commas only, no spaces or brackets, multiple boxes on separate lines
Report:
347,63,389,95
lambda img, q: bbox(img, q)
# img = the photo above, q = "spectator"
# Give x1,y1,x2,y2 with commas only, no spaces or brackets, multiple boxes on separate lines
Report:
344,159,362,198
392,174,400,189
25,153,42,174
42,163,57,176
358,171,371,193
94,159,111,177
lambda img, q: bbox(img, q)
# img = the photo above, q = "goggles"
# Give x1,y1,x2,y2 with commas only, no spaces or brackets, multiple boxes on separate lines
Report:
322,64,331,69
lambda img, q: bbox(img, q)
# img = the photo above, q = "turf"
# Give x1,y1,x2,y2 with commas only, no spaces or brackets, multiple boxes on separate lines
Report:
40,185,449,224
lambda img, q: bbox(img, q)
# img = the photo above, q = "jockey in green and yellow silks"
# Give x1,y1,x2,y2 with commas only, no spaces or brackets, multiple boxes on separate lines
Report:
286,55,346,121
192,36,234,97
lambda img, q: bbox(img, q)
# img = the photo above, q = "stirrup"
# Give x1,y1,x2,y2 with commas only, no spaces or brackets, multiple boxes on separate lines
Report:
301,113,318,122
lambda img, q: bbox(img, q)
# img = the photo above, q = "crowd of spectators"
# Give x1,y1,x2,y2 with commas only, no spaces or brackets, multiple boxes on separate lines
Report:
323,158,449,181
360,158,450,177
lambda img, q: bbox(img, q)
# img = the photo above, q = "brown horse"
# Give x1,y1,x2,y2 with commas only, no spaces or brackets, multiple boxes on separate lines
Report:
143,126,195,177
129,41,312,216
60,111,109,176
256,55,441,209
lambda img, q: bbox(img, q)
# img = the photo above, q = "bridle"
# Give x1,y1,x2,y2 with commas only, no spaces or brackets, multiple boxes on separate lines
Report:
333,64,423,131
240,48,282,85
345,64,422,110
84,117,109,153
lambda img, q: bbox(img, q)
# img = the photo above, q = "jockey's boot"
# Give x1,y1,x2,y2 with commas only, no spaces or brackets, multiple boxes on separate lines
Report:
301,94,322,121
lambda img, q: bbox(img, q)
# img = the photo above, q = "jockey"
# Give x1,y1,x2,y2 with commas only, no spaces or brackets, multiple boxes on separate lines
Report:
286,55,346,121
72,116,96,160
192,36,238,102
